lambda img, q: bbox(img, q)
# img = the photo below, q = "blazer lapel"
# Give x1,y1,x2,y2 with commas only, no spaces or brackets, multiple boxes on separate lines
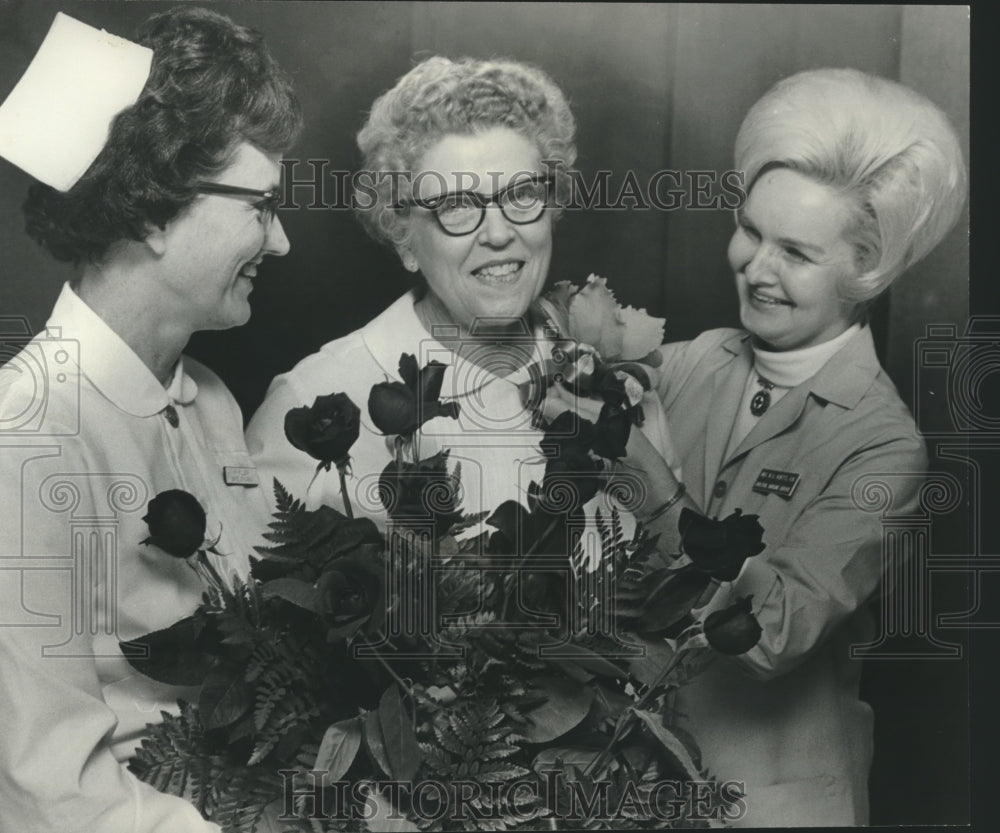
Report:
726,325,882,464
727,383,811,463
703,335,753,494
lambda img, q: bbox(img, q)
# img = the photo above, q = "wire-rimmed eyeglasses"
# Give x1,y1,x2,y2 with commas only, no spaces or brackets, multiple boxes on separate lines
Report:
404,175,555,236
196,182,282,223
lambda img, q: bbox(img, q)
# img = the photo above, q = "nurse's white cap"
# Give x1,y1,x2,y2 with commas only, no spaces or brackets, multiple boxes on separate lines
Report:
0,12,152,192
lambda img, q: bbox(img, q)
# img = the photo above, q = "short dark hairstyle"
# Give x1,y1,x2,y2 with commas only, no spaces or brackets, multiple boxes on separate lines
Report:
23,6,303,264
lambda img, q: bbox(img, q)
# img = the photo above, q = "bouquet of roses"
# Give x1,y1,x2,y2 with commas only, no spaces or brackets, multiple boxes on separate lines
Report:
526,275,678,473
124,350,765,833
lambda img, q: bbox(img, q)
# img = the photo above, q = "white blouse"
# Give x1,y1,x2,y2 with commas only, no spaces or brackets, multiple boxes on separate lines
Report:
0,283,269,832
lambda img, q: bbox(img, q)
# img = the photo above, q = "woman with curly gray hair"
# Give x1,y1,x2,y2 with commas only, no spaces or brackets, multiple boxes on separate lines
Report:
249,56,577,521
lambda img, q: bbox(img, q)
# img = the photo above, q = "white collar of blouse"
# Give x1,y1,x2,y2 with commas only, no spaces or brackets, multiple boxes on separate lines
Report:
43,282,197,418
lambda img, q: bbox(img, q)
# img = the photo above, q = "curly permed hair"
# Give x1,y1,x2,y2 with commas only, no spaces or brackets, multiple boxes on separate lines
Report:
354,56,576,249
23,6,303,265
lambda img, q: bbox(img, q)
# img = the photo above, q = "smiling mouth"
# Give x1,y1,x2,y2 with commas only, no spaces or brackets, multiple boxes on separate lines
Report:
750,290,792,307
238,262,260,281
472,260,523,285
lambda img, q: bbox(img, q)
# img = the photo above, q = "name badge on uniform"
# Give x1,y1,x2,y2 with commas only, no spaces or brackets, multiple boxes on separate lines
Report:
752,468,800,499
224,466,260,487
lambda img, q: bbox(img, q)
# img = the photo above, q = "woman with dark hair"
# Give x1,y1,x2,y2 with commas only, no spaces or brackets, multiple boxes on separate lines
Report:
548,68,965,826
0,8,301,832
247,55,577,521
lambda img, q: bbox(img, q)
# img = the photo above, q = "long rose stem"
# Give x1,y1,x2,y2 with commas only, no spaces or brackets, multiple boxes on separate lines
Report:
363,630,414,699
583,649,687,777
337,463,354,519
500,515,565,621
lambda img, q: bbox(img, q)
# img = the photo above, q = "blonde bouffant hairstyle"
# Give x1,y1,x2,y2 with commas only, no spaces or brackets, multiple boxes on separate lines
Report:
735,68,966,304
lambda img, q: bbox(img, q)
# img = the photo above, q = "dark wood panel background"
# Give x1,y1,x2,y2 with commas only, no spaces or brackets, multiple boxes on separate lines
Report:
0,2,971,825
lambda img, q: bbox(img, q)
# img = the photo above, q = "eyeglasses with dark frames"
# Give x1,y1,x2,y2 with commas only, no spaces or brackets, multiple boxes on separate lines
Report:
196,181,282,223
404,174,555,236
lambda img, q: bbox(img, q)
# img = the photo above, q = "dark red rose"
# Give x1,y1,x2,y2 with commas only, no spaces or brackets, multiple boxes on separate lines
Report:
539,452,604,512
590,364,631,409
591,402,632,460
377,451,462,536
316,557,382,623
535,410,604,511
679,507,765,581
703,595,763,655
142,489,207,559
284,392,361,469
367,381,417,435
540,410,597,457
367,354,460,437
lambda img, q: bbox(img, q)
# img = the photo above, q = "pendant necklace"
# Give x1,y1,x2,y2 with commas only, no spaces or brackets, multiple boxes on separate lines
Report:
749,375,775,417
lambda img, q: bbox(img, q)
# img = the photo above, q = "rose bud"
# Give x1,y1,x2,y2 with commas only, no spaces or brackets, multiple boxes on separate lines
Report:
284,392,361,469
703,595,763,655
399,353,445,404
485,500,530,554
679,507,765,581
142,489,207,559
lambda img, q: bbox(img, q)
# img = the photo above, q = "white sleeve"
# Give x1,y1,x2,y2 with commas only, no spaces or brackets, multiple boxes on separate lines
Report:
0,441,221,833
0,621,222,833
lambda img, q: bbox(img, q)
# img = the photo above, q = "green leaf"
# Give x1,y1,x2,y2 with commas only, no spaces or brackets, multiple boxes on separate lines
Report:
199,666,251,729
261,577,321,612
553,659,594,683
121,616,217,686
531,746,601,773
543,643,627,678
362,709,393,776
378,685,421,781
325,617,368,643
522,676,595,742
626,635,676,687
631,708,703,781
636,565,711,634
315,717,363,781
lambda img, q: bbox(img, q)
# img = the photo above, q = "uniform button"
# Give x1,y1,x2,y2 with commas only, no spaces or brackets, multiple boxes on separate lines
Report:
713,480,727,499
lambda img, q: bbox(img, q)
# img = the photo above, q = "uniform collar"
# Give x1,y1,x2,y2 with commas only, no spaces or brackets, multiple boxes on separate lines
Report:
359,289,549,388
45,282,198,417
721,325,881,410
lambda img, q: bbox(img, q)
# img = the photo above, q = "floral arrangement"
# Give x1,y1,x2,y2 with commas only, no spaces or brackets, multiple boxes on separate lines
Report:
126,283,765,832
525,275,668,458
